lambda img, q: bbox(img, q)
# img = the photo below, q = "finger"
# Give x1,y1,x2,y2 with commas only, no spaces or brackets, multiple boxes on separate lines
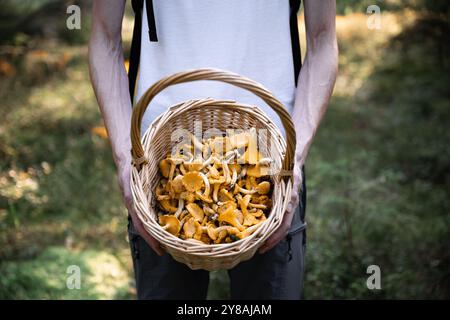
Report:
286,196,299,214
259,229,285,254
259,235,279,254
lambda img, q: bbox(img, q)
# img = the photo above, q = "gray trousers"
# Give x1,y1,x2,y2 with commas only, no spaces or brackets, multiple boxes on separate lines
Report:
128,171,307,300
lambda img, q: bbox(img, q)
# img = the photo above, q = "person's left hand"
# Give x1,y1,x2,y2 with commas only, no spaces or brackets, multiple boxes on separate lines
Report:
259,161,303,254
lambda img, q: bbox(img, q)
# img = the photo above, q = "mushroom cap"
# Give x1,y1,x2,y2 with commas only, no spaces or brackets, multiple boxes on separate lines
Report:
186,202,204,222
182,171,204,192
256,181,271,195
218,204,245,231
158,159,171,178
159,199,178,213
159,215,181,236
246,163,270,178
243,213,259,227
183,217,201,238
184,158,204,172
180,191,196,203
170,175,185,194
217,201,237,216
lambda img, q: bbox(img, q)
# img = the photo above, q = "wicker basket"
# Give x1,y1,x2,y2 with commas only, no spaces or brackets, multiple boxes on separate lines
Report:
130,68,296,271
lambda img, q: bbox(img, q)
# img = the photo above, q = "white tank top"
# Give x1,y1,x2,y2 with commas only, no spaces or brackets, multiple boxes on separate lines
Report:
136,0,296,136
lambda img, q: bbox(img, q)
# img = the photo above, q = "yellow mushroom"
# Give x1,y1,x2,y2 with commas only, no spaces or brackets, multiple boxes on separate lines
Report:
207,165,221,178
236,194,252,216
184,158,204,172
203,205,215,216
248,202,267,210
206,224,239,241
222,161,231,185
171,175,185,194
218,202,245,232
234,183,257,195
183,217,202,239
246,163,270,178
243,213,260,227
219,188,234,202
159,199,178,213
158,159,171,178
159,215,181,236
195,191,213,203
199,172,211,197
180,191,196,203
186,203,204,222
256,181,271,195
236,222,262,239
182,171,204,192
174,198,185,218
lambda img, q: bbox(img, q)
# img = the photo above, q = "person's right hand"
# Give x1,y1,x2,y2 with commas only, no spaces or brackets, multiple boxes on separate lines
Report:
118,159,165,256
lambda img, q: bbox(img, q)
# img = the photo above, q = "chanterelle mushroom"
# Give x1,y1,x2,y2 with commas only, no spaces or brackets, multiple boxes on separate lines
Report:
218,202,245,231
246,163,270,178
183,217,202,239
256,181,271,195
182,171,204,192
159,215,181,236
159,199,178,213
186,203,204,222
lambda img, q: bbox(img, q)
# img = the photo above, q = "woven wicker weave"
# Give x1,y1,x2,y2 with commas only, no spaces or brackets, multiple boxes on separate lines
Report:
130,68,296,271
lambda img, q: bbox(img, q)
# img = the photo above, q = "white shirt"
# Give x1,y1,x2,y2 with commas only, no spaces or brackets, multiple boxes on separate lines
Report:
136,0,296,136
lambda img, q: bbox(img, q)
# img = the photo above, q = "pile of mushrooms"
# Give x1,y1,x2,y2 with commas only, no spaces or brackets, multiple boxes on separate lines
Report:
155,129,273,244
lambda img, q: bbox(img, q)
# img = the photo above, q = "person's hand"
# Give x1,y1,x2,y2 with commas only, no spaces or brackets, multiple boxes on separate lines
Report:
259,161,303,254
118,159,165,256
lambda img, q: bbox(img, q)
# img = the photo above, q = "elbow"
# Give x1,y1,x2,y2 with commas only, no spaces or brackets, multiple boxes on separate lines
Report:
307,29,339,77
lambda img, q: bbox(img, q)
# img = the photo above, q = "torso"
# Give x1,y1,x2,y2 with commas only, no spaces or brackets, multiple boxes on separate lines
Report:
136,0,297,136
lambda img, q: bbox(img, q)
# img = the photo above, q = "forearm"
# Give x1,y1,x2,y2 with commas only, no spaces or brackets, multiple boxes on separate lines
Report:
292,1,338,165
292,41,338,164
88,1,131,172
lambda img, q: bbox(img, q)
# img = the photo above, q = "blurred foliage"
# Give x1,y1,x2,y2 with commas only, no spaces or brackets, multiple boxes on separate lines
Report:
0,0,91,45
0,247,131,299
0,1,449,299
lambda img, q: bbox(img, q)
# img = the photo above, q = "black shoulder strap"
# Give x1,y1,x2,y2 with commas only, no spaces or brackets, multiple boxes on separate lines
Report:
289,0,302,86
128,0,158,102
128,0,143,101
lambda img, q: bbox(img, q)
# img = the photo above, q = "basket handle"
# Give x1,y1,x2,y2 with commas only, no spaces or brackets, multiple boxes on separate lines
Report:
131,68,296,176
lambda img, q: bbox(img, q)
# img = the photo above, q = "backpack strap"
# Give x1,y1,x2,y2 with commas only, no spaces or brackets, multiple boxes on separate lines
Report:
289,0,302,86
145,0,158,42
128,0,143,101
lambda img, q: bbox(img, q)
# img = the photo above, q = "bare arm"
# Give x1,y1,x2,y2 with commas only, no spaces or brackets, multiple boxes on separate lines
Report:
88,0,163,255
260,0,338,253
292,0,338,166
89,0,131,175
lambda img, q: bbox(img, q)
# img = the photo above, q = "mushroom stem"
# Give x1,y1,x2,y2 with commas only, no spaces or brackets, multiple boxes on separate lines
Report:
235,184,256,195
237,222,261,239
199,172,211,197
213,183,220,203
174,198,184,218
230,166,238,188
248,202,267,209
222,161,231,185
